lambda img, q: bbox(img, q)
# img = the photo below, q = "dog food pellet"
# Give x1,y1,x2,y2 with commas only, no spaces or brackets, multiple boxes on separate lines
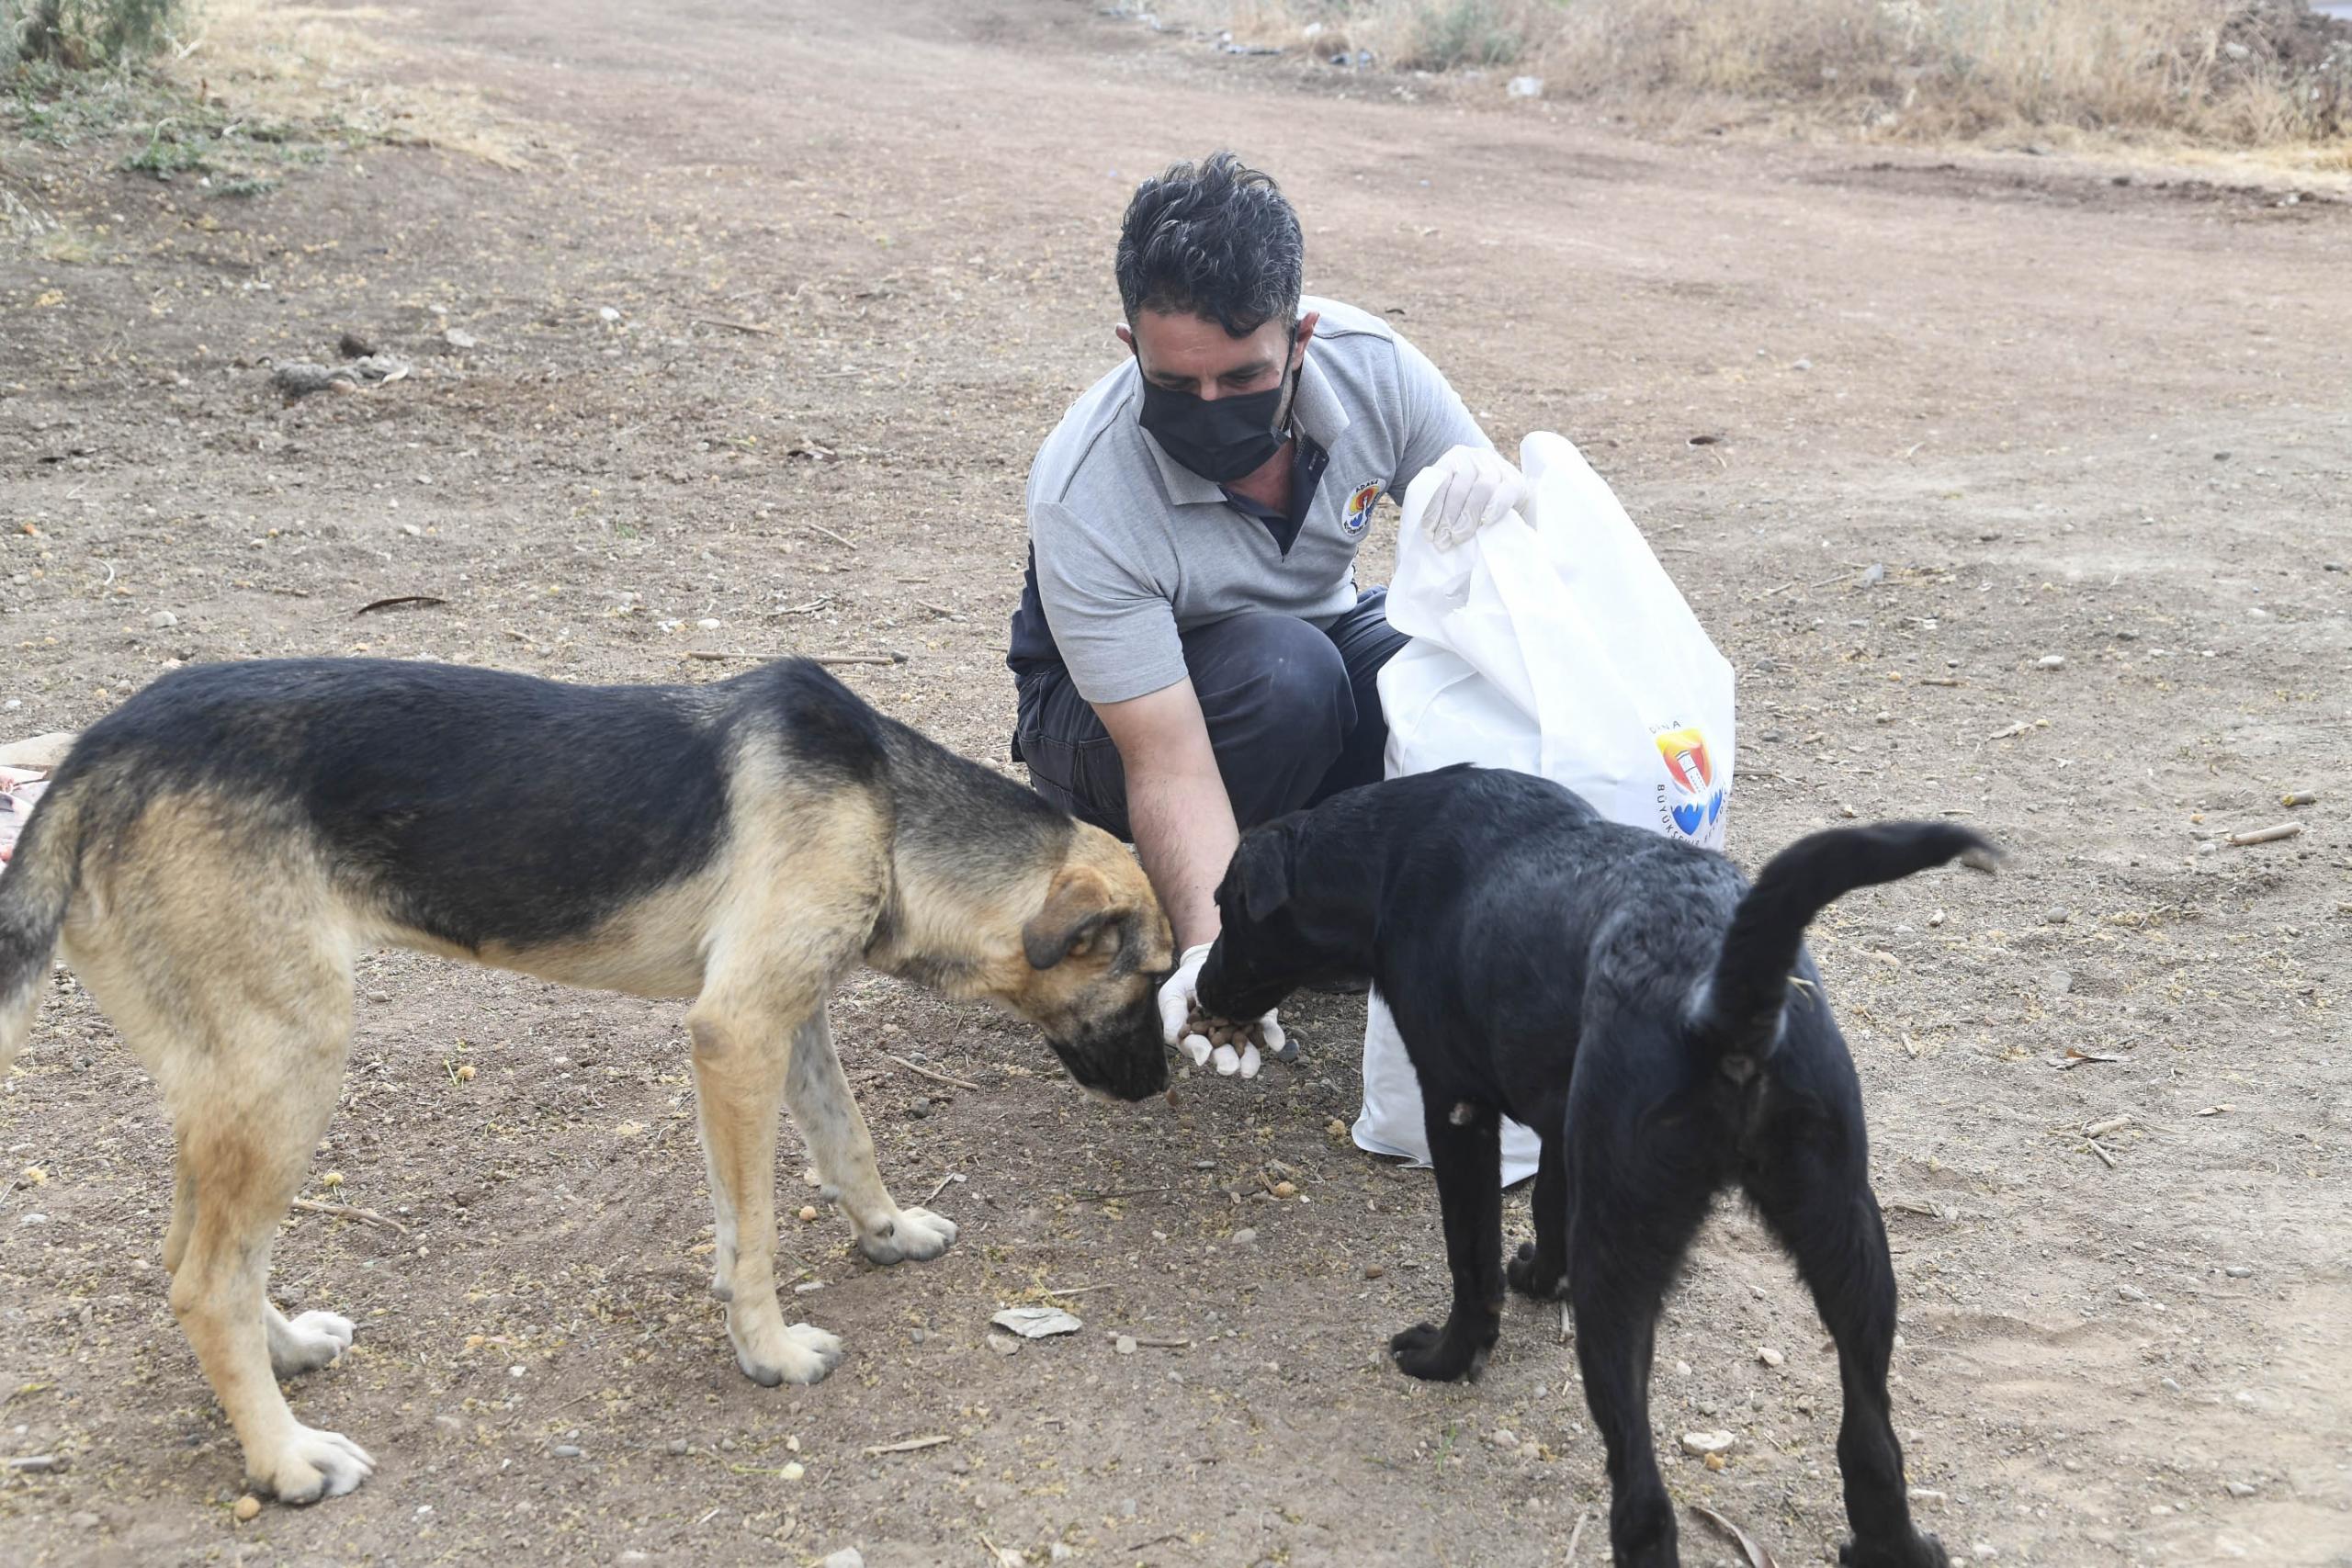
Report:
233,1495,262,1524
797,1205,820,1223
1703,1452,1726,1472
1363,1264,1385,1280
1272,1180,1297,1199
455,1063,477,1082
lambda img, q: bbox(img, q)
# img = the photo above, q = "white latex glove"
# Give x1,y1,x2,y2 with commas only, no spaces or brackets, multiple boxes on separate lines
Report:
1419,444,1530,551
1156,942,1283,1080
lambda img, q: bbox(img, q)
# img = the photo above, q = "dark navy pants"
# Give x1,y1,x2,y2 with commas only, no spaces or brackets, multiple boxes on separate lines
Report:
1013,589,1409,842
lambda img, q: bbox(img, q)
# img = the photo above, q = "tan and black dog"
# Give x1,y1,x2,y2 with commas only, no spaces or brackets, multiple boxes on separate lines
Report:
0,656,1172,1504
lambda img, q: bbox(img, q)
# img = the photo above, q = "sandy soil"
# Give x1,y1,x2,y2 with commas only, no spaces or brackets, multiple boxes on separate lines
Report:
2,3,2348,1564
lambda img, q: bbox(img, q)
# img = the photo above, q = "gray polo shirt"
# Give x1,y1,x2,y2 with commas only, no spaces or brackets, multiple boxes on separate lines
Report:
1019,296,1488,705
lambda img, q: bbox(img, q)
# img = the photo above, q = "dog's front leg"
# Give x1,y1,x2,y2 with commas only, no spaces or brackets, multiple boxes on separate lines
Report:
687,1000,844,1388
784,1007,957,1267
1389,1100,1503,1382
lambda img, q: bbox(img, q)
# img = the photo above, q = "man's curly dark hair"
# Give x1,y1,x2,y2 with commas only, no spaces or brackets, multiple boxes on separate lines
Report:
1114,152,1304,339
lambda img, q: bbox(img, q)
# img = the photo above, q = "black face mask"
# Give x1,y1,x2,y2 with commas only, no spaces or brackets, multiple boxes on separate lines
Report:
1135,348,1299,484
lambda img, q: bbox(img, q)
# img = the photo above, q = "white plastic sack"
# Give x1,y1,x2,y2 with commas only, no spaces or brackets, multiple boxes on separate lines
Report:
1352,431,1737,1183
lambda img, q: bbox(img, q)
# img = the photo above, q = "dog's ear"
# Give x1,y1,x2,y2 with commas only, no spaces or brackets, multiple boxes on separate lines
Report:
1022,864,1120,970
1228,824,1297,925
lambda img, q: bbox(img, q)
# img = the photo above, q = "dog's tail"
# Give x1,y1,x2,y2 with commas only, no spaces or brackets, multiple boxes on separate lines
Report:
0,773,85,1077
1692,822,1996,1065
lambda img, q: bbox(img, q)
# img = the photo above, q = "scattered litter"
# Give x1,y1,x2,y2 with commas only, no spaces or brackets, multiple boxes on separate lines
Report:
2280,790,2317,807
989,1307,1082,1339
0,765,51,870
2224,823,2301,847
356,595,448,616
861,1435,950,1457
1507,75,1544,98
2053,1047,2125,1070
2083,1113,2132,1139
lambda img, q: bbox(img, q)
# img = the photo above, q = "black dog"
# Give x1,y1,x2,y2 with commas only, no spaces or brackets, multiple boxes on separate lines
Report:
1198,765,1983,1568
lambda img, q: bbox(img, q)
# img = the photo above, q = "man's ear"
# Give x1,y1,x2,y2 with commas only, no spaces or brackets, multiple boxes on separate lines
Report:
1229,824,1297,925
1023,865,1119,970
1291,310,1319,367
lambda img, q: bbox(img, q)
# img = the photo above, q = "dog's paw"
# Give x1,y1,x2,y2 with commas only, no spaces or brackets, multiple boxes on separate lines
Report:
856,1205,957,1266
1839,1533,1951,1568
1387,1322,1484,1382
1505,1241,1567,1302
731,1315,843,1387
246,1424,375,1504
266,1309,356,1378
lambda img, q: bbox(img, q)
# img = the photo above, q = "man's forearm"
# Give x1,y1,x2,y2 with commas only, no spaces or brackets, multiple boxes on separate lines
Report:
1125,765,1238,953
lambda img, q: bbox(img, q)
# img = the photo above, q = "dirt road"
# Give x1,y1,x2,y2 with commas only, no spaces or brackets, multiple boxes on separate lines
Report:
3,2,2348,1563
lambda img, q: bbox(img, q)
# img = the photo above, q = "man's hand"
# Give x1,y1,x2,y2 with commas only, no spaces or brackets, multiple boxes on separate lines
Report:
1157,942,1285,1079
1419,444,1529,551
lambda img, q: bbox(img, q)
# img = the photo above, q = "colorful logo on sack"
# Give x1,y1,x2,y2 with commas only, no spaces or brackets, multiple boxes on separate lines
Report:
1654,725,1727,840
1340,479,1383,537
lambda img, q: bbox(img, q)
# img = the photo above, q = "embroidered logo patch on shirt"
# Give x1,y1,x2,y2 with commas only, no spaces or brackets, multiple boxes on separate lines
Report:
1340,480,1383,537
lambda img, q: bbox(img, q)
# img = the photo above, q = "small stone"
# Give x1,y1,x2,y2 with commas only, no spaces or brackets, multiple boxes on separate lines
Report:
399,523,423,538
1489,1427,1518,1450
798,1204,820,1223
1675,1361,1692,1378
1679,1429,1736,1457
2045,908,2070,925
696,617,722,631
986,1331,1021,1356
817,1551,863,1568
2038,654,2065,670
368,990,392,1003
1517,1440,1543,1461
2117,1284,2148,1303
551,1444,582,1459
1928,908,1946,928
148,610,178,629
1861,562,1887,586
1117,1498,1138,1519
1229,1228,1257,1246
1272,1180,1297,1199
1971,1545,1999,1562
1051,1545,1075,1563
444,327,480,351
67,1512,99,1530
2161,1377,2183,1393
233,1495,262,1523
667,1438,688,1455
2225,1481,2256,1498
599,306,623,324
1757,1347,1785,1368
910,1327,927,1344
1363,1264,1385,1280
2224,1265,2253,1279
1910,1487,1949,1507
510,1364,527,1378
1792,357,1813,371
1115,1335,1137,1355
781,1461,806,1482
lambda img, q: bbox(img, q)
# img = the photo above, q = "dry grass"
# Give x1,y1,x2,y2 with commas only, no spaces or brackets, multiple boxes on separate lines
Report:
162,0,557,170
1196,0,2352,162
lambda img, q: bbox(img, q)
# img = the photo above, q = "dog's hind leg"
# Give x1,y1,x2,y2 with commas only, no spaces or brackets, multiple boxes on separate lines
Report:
783,1007,956,1267
1506,1132,1571,1301
1750,1173,1949,1568
1568,1168,1711,1568
1388,1101,1503,1382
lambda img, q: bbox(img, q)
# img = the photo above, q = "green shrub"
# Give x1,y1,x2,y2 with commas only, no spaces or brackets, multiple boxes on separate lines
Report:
4,0,183,69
